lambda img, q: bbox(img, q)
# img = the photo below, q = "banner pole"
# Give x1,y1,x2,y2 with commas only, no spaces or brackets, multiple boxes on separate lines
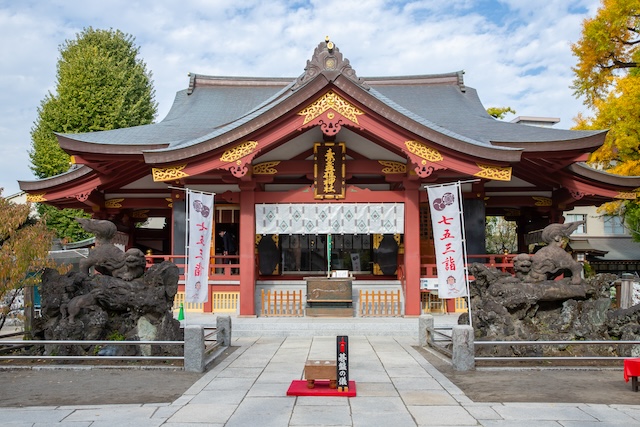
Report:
184,189,191,328
455,182,473,328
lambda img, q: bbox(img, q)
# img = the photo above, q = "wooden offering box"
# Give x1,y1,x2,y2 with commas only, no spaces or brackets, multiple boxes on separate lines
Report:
304,359,337,389
305,277,353,317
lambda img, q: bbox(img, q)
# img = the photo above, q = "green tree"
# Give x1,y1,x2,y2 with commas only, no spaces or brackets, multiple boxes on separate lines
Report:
0,190,60,330
29,27,158,241
485,216,517,254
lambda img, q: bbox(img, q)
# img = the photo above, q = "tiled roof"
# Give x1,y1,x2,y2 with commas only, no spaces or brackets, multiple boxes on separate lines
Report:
369,82,602,144
59,71,600,151
56,40,604,153
58,83,291,148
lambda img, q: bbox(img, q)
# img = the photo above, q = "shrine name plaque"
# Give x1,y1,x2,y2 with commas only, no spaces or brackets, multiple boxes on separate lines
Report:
305,277,353,317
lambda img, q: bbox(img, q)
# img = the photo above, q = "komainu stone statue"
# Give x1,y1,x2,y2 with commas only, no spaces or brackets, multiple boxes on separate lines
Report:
528,221,585,285
77,218,146,280
31,219,181,358
460,221,640,358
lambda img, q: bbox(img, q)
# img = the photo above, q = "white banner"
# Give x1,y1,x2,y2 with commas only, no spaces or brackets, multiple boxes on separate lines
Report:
186,190,214,303
426,183,468,299
255,203,404,234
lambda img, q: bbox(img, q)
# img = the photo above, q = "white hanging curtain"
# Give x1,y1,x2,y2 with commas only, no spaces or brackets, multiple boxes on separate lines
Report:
255,203,404,235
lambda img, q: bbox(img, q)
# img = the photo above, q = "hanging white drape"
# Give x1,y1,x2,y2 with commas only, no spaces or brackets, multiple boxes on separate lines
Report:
255,203,404,235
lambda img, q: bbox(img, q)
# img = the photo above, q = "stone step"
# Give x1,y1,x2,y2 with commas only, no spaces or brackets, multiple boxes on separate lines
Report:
181,313,461,338
229,317,419,338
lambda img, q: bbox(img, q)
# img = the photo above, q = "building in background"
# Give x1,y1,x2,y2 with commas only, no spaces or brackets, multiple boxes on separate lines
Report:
565,206,640,275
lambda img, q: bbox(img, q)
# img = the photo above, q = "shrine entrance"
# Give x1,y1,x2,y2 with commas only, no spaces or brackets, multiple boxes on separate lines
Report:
257,232,400,276
255,203,404,277
279,234,373,274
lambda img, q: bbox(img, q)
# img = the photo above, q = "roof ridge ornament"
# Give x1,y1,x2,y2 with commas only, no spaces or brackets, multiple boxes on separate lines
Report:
293,37,370,91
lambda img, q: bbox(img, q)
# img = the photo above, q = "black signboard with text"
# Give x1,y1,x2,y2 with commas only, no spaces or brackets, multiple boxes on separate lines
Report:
336,335,349,392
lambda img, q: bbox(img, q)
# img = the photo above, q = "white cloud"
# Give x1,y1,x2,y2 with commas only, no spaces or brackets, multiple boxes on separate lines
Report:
0,0,601,196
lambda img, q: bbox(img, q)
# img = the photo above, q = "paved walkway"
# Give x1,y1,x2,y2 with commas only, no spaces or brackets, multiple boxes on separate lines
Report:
2,332,640,426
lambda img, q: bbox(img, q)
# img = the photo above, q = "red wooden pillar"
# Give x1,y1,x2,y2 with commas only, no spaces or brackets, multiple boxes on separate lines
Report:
203,287,213,313
403,179,422,316
239,184,256,316
446,299,456,313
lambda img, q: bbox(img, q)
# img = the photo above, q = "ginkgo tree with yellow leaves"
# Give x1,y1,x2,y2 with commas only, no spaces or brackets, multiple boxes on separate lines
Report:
571,0,640,239
0,190,61,331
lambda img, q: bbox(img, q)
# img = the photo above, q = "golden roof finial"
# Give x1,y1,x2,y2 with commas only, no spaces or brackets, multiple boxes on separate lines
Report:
325,36,334,52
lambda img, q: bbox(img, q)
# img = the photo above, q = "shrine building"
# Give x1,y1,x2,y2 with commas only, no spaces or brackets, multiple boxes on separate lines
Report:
19,38,640,317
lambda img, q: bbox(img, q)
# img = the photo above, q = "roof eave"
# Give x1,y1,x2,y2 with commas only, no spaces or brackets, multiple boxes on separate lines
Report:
57,134,169,155
568,162,640,188
490,131,608,152
18,164,95,191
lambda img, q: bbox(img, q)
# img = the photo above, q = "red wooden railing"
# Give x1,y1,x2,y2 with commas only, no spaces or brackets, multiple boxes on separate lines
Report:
420,254,515,278
146,253,515,282
145,254,240,281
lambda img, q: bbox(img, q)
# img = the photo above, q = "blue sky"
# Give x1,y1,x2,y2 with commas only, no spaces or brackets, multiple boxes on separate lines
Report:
0,0,602,197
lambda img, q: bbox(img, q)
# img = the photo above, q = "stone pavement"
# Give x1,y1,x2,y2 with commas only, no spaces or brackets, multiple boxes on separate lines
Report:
2,317,640,426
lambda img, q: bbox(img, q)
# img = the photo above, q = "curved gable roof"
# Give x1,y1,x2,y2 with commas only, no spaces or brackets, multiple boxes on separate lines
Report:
55,39,605,163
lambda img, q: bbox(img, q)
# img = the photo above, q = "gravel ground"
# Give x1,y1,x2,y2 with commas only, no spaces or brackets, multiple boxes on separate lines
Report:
416,346,639,405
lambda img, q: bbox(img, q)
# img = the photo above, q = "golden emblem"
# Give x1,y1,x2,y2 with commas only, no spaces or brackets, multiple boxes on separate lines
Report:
298,91,364,125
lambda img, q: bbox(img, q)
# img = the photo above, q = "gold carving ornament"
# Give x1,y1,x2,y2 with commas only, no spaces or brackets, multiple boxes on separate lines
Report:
105,198,124,208
132,210,149,219
298,90,364,125
615,192,638,200
379,160,406,174
253,161,280,175
152,164,189,182
221,141,258,163
404,141,443,162
533,196,552,207
474,164,512,181
26,193,47,203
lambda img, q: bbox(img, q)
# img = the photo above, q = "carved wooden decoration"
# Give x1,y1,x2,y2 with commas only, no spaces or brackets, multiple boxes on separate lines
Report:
615,191,638,200
152,164,189,182
253,161,280,175
533,196,552,206
298,91,364,127
105,198,125,209
379,161,406,174
403,140,444,178
474,164,512,181
26,193,47,203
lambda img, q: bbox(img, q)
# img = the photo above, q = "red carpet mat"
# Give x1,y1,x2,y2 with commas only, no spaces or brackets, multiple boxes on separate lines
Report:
286,380,357,397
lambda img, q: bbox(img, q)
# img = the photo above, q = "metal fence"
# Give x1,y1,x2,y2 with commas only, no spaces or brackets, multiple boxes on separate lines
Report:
0,339,184,361
474,340,640,361
420,316,640,363
0,316,232,372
